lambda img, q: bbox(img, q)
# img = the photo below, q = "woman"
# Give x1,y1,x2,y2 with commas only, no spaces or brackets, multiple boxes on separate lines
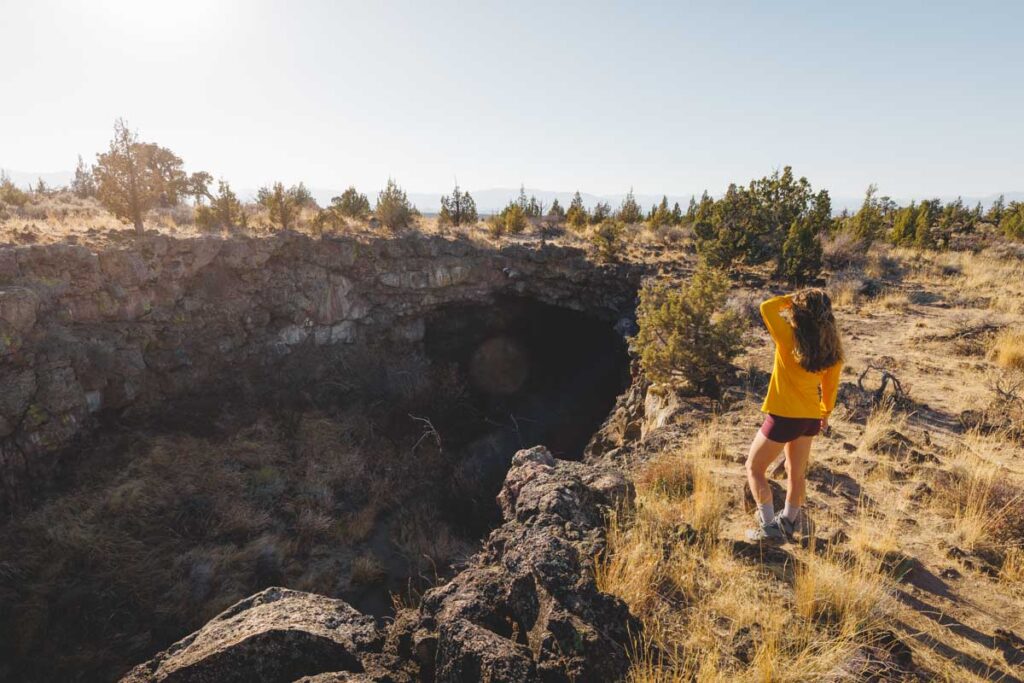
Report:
746,289,843,542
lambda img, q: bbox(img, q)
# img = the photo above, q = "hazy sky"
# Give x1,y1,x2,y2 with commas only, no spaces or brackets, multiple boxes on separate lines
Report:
1,0,1022,198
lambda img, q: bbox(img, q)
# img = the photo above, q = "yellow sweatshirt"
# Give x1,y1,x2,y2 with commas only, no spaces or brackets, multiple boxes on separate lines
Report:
760,295,841,419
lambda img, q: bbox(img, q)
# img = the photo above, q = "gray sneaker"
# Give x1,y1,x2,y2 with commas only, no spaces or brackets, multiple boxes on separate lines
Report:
776,514,797,541
746,510,785,543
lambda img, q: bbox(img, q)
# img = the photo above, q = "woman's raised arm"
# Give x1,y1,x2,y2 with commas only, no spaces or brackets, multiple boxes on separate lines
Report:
759,294,794,351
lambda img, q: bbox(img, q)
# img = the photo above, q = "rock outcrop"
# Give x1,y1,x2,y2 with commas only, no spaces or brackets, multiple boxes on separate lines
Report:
121,588,383,683
0,232,640,513
124,446,638,682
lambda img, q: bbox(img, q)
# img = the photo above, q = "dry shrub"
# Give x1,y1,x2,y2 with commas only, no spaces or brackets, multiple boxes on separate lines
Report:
875,289,911,311
990,328,1024,370
932,441,1024,550
864,248,904,281
858,405,907,456
822,231,866,270
350,553,386,585
828,268,868,307
393,505,471,575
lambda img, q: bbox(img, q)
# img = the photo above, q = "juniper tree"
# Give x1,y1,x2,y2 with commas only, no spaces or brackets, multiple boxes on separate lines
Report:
617,188,643,224
438,183,478,227
1000,201,1024,240
500,201,527,234
547,198,565,219
671,201,683,225
686,196,699,221
566,191,588,230
633,263,744,396
375,178,413,230
590,201,611,225
914,200,936,247
890,202,918,245
0,172,28,208
331,187,371,218
986,195,1005,224
257,182,305,230
71,155,97,198
648,195,671,228
196,180,243,230
93,119,189,233
187,171,214,205
590,219,625,262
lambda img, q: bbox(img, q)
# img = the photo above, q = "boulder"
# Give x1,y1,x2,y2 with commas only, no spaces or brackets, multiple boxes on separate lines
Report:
393,447,638,682
121,587,382,683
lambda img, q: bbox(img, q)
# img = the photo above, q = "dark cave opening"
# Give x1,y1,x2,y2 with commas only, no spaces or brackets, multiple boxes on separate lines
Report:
422,295,632,535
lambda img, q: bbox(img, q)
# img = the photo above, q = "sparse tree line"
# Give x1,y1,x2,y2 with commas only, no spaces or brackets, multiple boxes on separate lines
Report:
2,121,1022,270
2,120,427,234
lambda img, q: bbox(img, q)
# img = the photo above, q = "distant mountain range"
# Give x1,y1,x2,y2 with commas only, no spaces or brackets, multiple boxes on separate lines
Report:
4,169,1021,215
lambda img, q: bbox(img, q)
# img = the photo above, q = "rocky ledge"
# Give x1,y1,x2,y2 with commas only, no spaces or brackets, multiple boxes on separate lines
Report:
0,232,641,514
122,446,637,682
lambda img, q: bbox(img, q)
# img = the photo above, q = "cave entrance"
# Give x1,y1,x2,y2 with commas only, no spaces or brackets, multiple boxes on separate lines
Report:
421,295,631,534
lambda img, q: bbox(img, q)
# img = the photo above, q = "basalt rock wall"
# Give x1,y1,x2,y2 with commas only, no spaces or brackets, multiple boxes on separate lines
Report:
0,232,641,514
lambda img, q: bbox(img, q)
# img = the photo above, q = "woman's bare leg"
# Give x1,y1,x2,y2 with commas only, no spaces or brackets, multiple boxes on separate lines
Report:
745,431,785,506
783,435,813,507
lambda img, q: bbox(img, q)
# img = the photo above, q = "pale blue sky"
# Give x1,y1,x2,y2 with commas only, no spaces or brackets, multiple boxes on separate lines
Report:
1,0,1021,200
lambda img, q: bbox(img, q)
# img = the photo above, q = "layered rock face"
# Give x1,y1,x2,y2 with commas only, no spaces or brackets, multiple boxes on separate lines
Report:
124,446,637,683
0,233,640,514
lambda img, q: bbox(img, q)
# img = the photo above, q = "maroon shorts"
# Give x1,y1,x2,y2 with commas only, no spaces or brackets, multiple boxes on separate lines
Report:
760,413,821,443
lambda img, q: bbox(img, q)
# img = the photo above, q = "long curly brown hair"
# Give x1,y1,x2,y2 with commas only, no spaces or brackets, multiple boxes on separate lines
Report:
789,288,843,373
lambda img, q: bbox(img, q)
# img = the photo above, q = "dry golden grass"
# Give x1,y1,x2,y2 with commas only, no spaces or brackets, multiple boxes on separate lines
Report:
875,288,912,311
1001,547,1024,586
598,422,895,682
829,276,862,308
933,437,1024,551
990,327,1024,370
858,404,906,455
